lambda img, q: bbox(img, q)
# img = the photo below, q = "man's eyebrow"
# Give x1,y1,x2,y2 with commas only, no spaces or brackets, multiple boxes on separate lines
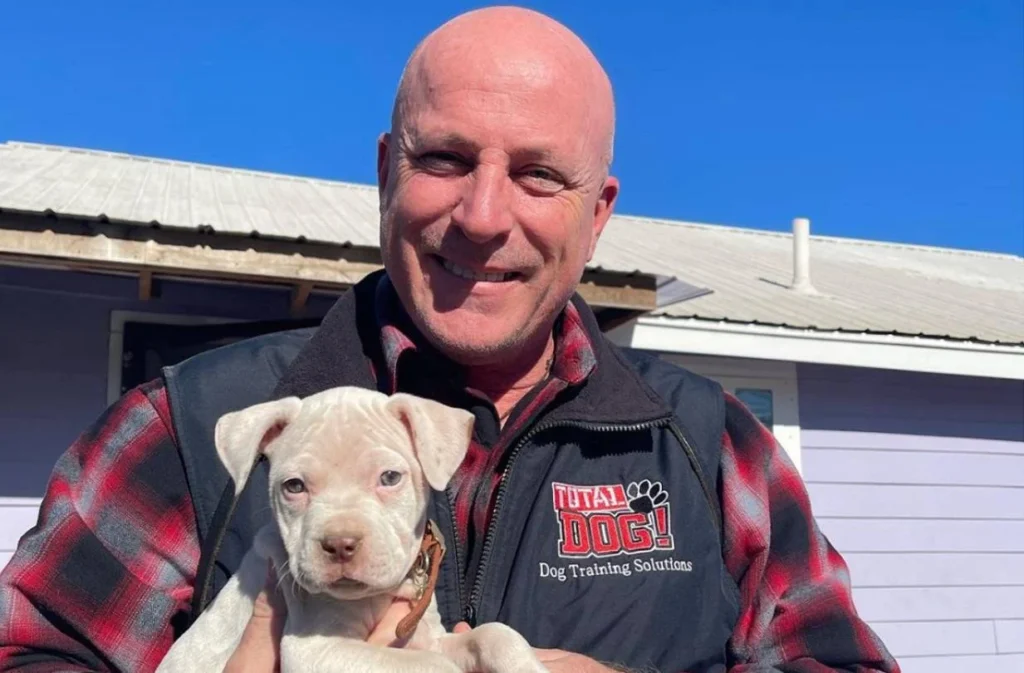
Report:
409,131,563,164
509,145,560,164
409,131,479,152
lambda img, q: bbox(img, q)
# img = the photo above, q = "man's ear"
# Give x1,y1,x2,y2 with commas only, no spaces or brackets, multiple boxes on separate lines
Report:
377,131,392,203
587,175,620,260
214,397,302,495
386,393,475,491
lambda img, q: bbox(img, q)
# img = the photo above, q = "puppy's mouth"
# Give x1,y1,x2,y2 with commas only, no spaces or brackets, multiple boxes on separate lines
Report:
329,577,368,591
293,565,371,597
300,574,377,600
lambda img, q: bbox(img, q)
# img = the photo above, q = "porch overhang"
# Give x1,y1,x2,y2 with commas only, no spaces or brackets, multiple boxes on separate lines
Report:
0,211,683,328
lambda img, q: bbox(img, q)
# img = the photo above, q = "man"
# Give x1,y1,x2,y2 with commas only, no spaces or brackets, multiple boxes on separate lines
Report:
0,6,900,673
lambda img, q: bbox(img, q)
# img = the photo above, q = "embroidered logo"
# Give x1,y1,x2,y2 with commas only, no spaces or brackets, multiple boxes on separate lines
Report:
551,479,674,559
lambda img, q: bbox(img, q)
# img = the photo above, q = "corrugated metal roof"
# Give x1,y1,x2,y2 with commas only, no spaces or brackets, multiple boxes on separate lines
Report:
2,140,1021,345
0,141,381,246
598,214,1023,344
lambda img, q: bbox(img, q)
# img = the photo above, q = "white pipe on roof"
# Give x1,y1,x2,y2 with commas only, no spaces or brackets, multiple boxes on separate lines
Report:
790,217,817,294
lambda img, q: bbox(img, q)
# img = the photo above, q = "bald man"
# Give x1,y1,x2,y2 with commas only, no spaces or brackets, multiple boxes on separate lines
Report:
0,6,899,673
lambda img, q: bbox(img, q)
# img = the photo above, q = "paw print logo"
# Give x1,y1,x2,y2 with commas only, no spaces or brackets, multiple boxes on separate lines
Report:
626,479,668,514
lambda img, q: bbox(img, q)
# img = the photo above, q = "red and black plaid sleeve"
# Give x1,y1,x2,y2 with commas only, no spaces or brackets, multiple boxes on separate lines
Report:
0,380,199,672
720,392,900,672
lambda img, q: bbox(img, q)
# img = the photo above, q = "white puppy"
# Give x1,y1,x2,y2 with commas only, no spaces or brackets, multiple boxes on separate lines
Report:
157,386,547,673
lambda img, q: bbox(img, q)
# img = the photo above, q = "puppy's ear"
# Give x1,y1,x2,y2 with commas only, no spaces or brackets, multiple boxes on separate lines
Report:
386,393,475,491
214,397,302,495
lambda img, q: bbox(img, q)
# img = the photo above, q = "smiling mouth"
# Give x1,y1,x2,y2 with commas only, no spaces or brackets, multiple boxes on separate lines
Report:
436,256,519,283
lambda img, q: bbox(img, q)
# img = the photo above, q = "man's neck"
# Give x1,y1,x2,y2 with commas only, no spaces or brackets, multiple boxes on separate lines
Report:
464,332,556,425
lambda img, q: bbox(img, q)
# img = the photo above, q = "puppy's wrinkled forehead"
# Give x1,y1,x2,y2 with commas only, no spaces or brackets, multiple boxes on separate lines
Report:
277,391,413,463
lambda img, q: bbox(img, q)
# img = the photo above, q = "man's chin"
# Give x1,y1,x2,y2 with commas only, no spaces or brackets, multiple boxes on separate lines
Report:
425,326,526,366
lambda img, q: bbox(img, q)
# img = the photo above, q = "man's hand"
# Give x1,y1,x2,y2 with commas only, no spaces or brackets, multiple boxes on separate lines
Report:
223,562,415,671
533,647,625,673
222,584,619,673
224,561,286,673
367,597,414,647
452,622,624,673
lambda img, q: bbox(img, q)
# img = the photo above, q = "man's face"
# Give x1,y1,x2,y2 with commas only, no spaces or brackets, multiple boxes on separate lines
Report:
376,49,618,364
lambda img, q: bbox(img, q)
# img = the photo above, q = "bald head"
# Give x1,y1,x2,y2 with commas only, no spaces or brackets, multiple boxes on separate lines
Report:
391,6,615,170
375,6,621,370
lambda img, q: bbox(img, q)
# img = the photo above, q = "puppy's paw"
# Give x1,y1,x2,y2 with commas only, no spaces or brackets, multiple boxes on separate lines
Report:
447,622,547,673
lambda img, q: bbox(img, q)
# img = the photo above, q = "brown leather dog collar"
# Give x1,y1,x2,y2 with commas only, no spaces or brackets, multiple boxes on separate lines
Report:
395,519,446,641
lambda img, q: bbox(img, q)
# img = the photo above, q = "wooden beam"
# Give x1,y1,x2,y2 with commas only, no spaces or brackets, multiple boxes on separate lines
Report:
574,276,657,312
595,308,646,332
0,228,378,290
290,281,314,316
138,269,153,301
0,226,661,313
0,209,384,268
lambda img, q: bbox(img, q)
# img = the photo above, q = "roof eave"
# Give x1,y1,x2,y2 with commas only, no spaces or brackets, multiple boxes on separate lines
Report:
606,314,1024,381
0,209,676,320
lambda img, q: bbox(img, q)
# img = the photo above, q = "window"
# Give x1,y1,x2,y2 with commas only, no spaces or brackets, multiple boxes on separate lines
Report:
107,311,321,405
734,388,774,430
657,354,803,474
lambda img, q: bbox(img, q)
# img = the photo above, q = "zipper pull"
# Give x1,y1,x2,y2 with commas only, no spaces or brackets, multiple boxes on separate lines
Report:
463,603,476,627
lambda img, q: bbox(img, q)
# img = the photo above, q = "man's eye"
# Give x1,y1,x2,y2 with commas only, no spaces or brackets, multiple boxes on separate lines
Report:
524,167,555,180
282,478,306,494
416,152,467,173
517,166,565,193
379,470,403,487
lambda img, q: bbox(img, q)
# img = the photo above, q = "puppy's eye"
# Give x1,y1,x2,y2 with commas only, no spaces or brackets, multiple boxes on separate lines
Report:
379,470,403,487
282,478,306,494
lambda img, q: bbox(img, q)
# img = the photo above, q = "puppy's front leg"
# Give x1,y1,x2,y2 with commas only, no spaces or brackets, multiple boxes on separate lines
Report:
281,638,462,673
438,623,547,673
156,545,270,672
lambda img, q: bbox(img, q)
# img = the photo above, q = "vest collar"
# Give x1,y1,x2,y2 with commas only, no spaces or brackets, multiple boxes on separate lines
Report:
271,270,384,399
272,270,672,425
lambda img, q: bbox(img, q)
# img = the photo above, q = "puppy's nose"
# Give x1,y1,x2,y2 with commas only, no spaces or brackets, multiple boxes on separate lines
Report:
320,534,362,561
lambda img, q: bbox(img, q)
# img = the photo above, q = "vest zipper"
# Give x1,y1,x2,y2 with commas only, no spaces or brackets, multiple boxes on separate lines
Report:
442,484,466,618
462,416,690,625
667,421,723,537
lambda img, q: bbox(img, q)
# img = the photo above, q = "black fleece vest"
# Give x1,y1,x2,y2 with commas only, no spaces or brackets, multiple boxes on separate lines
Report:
163,274,739,672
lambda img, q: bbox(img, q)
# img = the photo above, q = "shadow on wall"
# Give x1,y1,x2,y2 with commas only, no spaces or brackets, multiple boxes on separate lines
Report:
797,363,1024,443
0,265,335,499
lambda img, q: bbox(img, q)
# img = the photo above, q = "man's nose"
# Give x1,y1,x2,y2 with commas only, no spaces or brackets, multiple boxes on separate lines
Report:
452,164,514,242
319,532,362,561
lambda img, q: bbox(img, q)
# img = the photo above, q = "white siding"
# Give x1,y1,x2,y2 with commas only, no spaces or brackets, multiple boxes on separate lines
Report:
0,498,42,571
799,363,1024,669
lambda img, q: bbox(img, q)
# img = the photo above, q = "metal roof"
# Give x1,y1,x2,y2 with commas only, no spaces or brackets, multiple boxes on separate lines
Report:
2,140,1021,345
598,214,1023,344
0,141,381,247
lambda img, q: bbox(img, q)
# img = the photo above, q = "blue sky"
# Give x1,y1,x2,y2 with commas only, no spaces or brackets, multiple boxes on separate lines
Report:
2,0,1021,254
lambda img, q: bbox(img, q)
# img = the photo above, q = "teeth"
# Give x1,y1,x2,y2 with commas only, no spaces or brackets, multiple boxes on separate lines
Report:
441,259,512,282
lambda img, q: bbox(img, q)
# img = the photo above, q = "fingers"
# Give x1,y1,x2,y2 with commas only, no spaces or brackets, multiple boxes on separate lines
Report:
251,562,285,618
224,561,286,673
366,598,414,647
533,647,570,662
452,621,472,634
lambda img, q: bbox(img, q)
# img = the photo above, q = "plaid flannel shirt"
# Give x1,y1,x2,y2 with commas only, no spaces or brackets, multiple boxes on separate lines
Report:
372,279,598,585
0,293,900,672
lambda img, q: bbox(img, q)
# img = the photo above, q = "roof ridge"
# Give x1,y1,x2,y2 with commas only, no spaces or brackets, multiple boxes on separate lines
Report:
0,140,379,194
608,212,1022,262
